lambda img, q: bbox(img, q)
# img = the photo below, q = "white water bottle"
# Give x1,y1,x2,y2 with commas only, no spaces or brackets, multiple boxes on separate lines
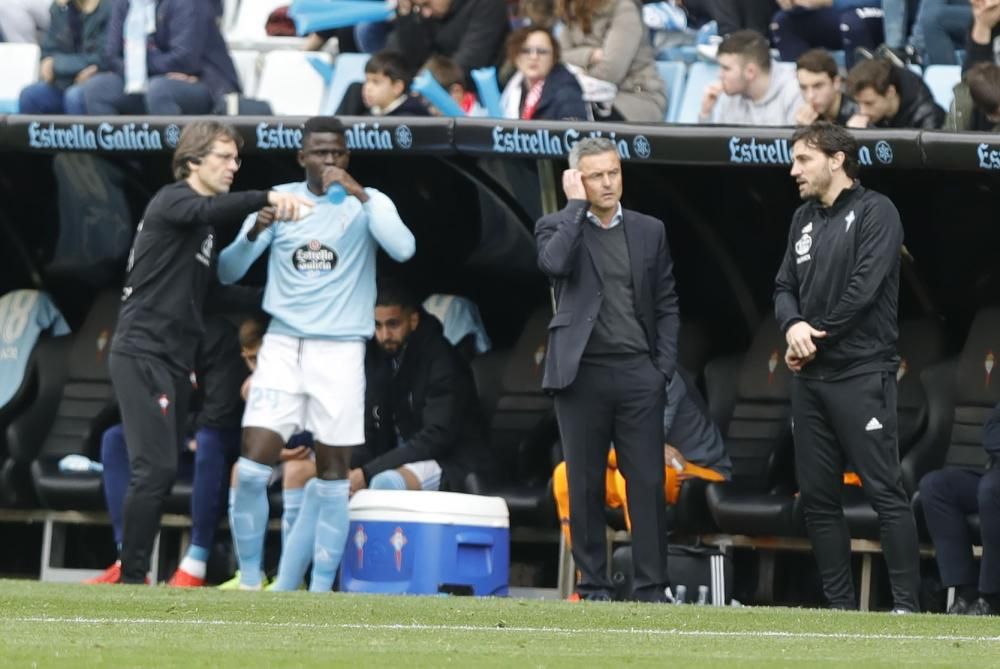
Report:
696,585,709,605
58,454,103,473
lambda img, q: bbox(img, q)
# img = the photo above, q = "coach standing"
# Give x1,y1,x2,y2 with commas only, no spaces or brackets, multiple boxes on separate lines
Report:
110,120,311,584
775,121,920,612
536,137,680,602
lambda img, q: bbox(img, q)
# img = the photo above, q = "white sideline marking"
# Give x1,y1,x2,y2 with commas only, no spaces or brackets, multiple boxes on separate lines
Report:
8,617,1000,644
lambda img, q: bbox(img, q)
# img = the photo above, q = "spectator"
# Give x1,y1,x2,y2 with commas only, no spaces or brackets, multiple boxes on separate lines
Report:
423,54,484,115
918,402,1000,616
553,369,731,548
966,0,1000,70
18,0,110,115
845,57,944,128
86,316,244,587
699,29,803,125
0,0,51,44
336,50,430,116
500,26,588,120
697,0,777,58
914,0,970,65
770,1,885,69
795,48,861,125
945,61,1000,131
517,0,557,28
384,0,510,74
349,280,486,495
556,0,667,122
81,0,241,116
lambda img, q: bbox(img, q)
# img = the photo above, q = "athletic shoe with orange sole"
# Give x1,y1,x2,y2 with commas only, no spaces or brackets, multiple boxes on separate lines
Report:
166,567,205,588
83,561,121,584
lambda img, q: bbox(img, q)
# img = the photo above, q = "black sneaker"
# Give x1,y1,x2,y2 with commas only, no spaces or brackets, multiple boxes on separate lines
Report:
947,596,974,615
632,585,675,604
966,598,997,616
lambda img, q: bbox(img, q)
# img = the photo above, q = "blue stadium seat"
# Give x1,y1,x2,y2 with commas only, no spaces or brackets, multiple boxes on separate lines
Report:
322,52,372,115
655,61,687,123
677,61,719,124
923,64,961,112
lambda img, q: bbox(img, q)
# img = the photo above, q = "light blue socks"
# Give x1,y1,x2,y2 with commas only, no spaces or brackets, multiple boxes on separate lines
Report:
369,469,407,490
309,478,350,593
229,457,272,588
281,487,304,548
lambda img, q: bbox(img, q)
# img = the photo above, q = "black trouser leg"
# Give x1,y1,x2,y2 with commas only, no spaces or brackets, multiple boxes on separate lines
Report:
111,353,187,583
979,467,1000,594
919,467,982,589
826,372,920,611
555,364,616,595
792,376,854,609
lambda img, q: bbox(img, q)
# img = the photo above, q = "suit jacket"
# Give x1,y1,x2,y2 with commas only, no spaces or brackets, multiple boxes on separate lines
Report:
535,199,680,392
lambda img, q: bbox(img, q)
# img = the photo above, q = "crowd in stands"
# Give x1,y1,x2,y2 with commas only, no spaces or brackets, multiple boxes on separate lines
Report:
1,0,1000,129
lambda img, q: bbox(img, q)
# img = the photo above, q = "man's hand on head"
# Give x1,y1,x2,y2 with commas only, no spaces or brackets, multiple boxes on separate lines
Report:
561,169,586,201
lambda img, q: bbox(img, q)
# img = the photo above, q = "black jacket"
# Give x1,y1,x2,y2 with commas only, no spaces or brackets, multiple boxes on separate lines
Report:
878,66,944,130
535,200,680,391
774,183,902,380
41,0,112,91
524,64,588,121
964,24,1000,70
352,312,486,490
385,0,509,73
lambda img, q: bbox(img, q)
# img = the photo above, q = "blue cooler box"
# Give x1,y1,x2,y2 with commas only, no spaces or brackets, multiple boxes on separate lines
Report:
340,490,509,596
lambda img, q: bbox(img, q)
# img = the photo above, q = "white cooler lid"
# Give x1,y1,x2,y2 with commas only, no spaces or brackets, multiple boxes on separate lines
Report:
348,490,510,528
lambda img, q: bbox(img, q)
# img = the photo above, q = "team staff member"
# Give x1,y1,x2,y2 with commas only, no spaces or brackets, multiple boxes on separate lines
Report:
110,120,311,585
218,117,415,593
536,136,680,603
774,121,920,612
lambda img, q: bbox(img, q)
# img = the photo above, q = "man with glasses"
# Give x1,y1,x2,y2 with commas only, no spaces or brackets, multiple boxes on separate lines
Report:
217,116,416,593
110,120,311,585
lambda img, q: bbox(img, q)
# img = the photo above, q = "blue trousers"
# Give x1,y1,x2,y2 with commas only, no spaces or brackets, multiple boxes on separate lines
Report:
919,466,1000,595
771,7,884,68
915,0,971,65
19,82,87,114
81,72,215,115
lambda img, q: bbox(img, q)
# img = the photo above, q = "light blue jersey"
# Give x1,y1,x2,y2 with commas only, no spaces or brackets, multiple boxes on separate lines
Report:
217,182,415,340
0,290,71,409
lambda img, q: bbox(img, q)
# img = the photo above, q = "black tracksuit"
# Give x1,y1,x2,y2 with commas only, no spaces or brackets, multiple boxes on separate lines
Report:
110,181,268,583
774,182,921,611
352,312,486,491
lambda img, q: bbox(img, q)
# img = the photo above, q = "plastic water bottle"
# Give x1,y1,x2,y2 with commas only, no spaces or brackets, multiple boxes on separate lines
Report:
696,585,709,605
327,183,347,205
58,454,103,473
673,584,687,604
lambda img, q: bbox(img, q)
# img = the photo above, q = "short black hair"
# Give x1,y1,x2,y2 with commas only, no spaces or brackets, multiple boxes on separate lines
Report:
718,30,771,72
365,50,413,88
302,116,345,143
790,120,860,179
796,48,839,80
376,276,419,311
846,58,900,97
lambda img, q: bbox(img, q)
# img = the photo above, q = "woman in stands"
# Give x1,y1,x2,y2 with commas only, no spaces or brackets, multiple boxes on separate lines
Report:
556,0,667,121
500,27,588,120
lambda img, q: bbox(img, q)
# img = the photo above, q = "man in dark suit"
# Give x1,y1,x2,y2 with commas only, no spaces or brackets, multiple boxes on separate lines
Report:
535,137,681,602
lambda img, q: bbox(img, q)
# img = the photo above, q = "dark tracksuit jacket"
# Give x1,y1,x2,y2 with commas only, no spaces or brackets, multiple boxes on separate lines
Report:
352,312,486,491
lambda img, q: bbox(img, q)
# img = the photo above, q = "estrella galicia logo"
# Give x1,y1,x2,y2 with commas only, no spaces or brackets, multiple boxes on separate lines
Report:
395,125,413,150
632,135,651,159
293,240,338,275
874,140,893,165
164,124,181,148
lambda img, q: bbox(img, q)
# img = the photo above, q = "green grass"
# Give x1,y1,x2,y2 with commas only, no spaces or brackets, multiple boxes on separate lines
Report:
0,580,997,668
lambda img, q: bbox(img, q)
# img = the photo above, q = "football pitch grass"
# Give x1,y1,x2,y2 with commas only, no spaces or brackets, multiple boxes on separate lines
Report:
1,581,998,668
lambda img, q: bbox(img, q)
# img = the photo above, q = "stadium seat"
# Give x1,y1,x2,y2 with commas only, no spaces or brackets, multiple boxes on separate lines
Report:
469,306,558,528
221,0,241,33
677,61,719,124
910,307,1000,543
321,52,371,116
655,61,687,123
20,291,121,511
923,65,961,112
833,318,948,539
229,49,261,98
0,43,41,113
704,315,799,538
225,0,306,51
256,50,332,116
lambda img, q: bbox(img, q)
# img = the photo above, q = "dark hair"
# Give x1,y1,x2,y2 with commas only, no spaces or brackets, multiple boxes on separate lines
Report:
172,121,243,180
423,54,467,90
796,48,839,80
965,62,1000,116
376,277,419,311
718,30,771,72
505,26,560,66
365,50,413,88
790,121,860,179
846,58,899,97
238,317,265,349
555,0,602,34
302,116,345,143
